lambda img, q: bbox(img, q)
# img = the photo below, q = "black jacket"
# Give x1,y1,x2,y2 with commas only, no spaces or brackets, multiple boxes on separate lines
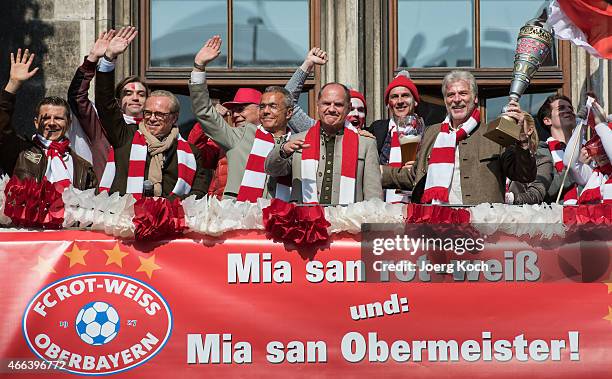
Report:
365,119,391,154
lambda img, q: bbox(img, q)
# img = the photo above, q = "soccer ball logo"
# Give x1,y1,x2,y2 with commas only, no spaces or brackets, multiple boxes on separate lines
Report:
75,301,120,346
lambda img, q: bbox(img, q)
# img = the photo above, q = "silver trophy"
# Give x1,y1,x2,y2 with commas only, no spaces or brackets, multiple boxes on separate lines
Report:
484,13,554,146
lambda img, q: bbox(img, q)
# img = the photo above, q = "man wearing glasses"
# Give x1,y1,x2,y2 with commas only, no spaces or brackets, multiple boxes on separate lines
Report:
189,35,295,203
94,27,209,199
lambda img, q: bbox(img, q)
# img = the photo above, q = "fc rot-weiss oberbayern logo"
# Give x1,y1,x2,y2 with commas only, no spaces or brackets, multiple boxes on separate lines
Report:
22,272,173,375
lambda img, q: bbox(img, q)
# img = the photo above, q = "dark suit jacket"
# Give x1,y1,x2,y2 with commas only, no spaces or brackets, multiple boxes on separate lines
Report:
95,69,209,199
365,119,391,154
67,57,112,179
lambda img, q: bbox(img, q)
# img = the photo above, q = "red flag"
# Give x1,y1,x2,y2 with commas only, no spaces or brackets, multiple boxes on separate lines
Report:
548,0,612,59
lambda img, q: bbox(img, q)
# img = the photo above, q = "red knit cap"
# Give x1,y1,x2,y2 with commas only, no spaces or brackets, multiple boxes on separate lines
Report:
349,89,367,115
384,73,420,104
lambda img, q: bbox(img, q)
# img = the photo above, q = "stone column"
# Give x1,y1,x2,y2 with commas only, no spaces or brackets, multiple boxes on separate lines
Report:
0,0,100,132
570,45,611,115
320,0,362,92
363,0,385,123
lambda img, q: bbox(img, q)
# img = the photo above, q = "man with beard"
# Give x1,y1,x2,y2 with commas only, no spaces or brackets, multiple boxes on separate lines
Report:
1,49,97,190
285,47,369,131
265,82,383,204
382,70,536,205
68,29,149,179
190,35,294,202
95,27,208,199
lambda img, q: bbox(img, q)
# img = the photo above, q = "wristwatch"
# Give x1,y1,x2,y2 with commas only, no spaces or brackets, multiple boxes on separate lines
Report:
103,54,116,62
193,62,206,71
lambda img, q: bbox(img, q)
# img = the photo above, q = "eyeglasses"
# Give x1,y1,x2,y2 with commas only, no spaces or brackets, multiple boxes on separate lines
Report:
143,110,175,119
258,103,285,112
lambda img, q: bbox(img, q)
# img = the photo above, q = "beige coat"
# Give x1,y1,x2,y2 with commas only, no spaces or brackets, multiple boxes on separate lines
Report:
382,122,537,205
189,80,285,200
265,130,383,204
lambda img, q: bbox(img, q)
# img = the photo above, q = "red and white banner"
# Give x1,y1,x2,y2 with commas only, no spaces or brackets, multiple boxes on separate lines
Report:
1,230,612,377
548,0,612,59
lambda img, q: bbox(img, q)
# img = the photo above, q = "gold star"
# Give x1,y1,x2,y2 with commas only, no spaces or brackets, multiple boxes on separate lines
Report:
604,306,612,323
136,255,161,279
63,243,89,268
31,256,57,276
104,243,129,268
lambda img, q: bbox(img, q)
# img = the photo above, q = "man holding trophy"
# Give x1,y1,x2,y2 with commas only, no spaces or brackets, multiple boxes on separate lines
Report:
380,15,560,205
381,70,536,205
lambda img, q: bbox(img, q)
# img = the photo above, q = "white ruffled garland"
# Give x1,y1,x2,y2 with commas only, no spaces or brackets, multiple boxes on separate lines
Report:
0,180,572,240
469,203,565,238
325,198,406,234
182,195,268,236
62,188,136,238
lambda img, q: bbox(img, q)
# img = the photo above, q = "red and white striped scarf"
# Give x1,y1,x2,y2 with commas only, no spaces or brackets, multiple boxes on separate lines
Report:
546,138,578,204
236,126,291,202
421,109,480,204
301,121,358,204
98,131,197,199
578,166,612,204
385,119,407,203
34,135,73,191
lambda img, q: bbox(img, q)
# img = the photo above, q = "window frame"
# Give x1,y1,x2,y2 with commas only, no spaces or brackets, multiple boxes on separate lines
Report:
389,0,571,119
139,0,321,86
137,0,321,118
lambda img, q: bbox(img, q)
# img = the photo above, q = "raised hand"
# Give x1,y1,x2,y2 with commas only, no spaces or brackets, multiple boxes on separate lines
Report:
105,26,138,60
5,48,39,94
592,101,608,125
504,100,533,149
307,47,327,65
88,30,116,62
301,47,327,72
194,35,222,69
578,147,592,165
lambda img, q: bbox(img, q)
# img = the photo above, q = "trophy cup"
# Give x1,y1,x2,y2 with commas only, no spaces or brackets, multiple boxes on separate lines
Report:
484,15,554,146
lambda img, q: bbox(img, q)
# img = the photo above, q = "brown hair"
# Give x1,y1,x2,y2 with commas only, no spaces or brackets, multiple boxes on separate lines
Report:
536,94,572,130
524,112,539,153
114,75,149,100
35,96,71,120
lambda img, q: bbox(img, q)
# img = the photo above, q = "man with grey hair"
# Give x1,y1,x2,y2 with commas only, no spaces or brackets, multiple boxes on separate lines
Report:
95,26,209,199
189,35,295,202
381,70,536,204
